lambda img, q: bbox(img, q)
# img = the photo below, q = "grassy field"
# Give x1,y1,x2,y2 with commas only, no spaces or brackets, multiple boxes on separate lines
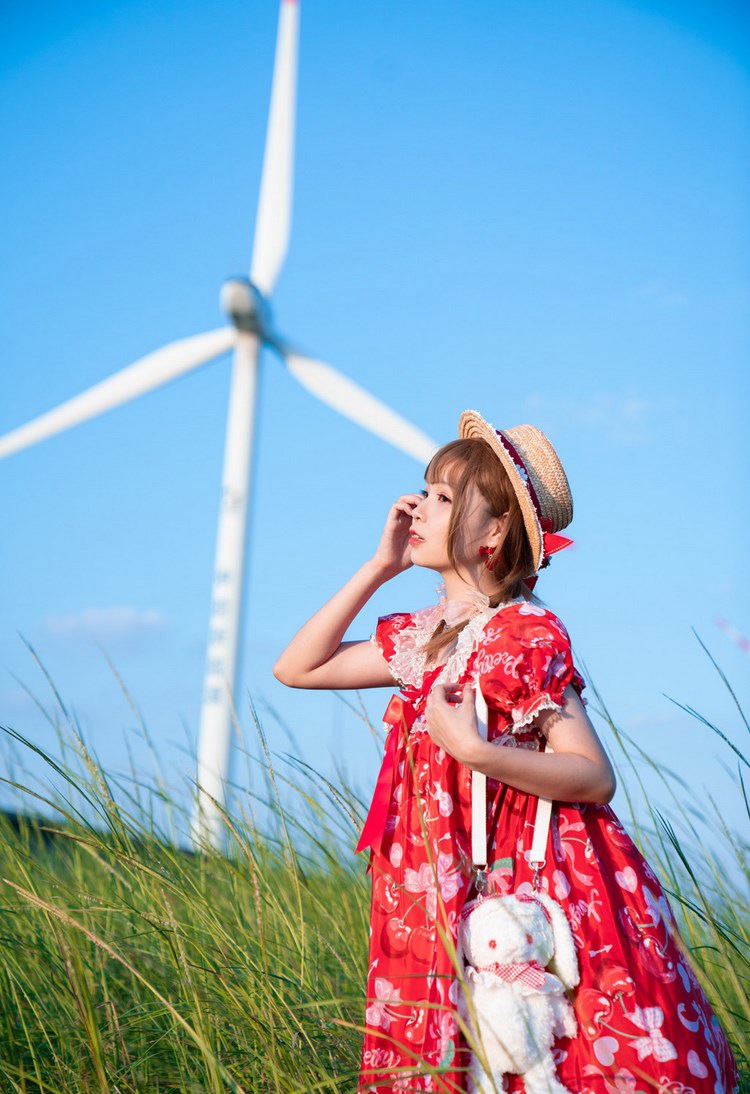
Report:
0,653,747,1093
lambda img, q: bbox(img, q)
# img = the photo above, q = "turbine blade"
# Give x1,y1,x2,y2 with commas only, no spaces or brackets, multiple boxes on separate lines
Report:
250,0,299,296
284,351,438,465
0,326,237,459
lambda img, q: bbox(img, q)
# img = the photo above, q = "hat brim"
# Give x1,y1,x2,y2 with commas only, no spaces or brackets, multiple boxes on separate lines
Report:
458,410,544,572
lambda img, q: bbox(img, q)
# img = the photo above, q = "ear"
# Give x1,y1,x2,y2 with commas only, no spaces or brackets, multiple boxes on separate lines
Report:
534,891,580,990
487,511,509,546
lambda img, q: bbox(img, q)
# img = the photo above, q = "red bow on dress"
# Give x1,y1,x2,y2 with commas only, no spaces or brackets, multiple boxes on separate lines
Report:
356,694,417,858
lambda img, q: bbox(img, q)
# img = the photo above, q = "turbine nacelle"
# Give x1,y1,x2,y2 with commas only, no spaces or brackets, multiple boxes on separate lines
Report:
220,277,273,339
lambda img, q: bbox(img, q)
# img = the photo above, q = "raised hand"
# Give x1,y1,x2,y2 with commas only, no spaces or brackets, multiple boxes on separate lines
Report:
372,493,423,577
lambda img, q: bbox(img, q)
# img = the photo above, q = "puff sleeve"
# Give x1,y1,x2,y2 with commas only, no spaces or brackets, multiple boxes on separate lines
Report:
370,604,450,690
476,603,586,735
370,611,414,687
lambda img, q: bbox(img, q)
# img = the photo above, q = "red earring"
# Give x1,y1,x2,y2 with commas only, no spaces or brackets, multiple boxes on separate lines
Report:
478,545,495,571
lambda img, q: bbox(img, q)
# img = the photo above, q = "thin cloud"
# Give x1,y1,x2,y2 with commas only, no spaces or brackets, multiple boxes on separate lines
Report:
43,607,167,645
523,392,653,444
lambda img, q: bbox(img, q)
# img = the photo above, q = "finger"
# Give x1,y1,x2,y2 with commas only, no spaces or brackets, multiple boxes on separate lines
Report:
392,504,416,520
430,683,450,699
428,685,455,710
394,495,422,510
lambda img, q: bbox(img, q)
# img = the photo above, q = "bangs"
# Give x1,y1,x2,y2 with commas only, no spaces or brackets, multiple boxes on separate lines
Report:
425,440,475,489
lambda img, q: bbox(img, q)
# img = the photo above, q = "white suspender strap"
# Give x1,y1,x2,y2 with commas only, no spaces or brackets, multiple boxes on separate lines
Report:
472,682,554,871
472,685,489,869
529,779,553,869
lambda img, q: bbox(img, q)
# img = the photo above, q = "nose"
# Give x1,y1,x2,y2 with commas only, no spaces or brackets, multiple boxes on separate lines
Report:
412,495,426,523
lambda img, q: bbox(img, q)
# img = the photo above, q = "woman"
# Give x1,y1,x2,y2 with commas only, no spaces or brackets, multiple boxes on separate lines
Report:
274,411,739,1094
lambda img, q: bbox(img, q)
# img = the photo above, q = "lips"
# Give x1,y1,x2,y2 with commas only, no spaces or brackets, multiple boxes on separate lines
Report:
409,530,424,545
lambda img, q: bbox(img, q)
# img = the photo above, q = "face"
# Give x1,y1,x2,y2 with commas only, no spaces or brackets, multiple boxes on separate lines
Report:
409,469,503,577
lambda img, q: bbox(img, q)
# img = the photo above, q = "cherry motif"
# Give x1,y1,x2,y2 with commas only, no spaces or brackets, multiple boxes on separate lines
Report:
372,875,399,915
382,917,411,958
408,925,435,966
573,962,639,1042
596,962,636,999
604,820,638,853
403,1005,428,1044
616,907,676,982
575,987,615,1040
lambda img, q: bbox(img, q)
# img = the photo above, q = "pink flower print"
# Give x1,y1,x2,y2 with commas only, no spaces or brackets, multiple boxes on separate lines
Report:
431,1009,458,1060
643,884,674,930
404,854,461,919
518,602,546,616
627,1006,678,1063
365,977,402,1031
544,650,567,686
404,862,438,917
611,1072,637,1094
433,781,454,817
429,853,461,915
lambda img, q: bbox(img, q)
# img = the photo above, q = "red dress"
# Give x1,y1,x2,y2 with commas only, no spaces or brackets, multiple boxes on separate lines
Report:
357,595,739,1094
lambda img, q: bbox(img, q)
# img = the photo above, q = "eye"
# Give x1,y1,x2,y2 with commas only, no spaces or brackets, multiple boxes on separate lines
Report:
437,493,452,503
420,489,428,498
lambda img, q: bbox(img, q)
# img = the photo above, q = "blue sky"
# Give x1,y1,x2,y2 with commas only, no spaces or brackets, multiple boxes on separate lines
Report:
1,0,748,858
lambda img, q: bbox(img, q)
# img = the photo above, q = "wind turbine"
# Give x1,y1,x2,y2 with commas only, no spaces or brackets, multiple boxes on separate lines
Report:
0,0,438,851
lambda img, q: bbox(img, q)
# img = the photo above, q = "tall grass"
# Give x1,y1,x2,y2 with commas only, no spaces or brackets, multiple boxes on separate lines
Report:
0,643,747,1093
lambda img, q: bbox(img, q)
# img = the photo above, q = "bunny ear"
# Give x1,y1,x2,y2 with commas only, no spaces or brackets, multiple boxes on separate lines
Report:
533,891,580,990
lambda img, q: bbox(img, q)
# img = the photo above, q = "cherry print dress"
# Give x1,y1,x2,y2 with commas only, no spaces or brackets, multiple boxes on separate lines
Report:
357,591,739,1094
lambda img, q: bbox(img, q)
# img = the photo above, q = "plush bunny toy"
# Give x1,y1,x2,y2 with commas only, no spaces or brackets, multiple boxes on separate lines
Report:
458,890,580,1094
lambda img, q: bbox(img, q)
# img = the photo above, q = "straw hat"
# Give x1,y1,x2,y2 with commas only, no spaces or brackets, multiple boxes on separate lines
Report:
458,410,573,573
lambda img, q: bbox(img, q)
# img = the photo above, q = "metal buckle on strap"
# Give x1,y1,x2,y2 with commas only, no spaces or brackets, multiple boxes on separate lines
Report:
530,859,546,891
473,866,489,894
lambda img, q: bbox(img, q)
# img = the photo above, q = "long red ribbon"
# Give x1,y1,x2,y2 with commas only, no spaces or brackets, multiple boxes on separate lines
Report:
356,694,418,856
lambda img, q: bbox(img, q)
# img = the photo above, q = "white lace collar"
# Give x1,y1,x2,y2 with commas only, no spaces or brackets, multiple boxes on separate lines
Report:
437,582,492,626
388,583,525,690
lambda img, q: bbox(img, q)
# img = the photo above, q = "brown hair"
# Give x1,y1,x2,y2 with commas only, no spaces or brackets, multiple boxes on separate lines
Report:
420,438,539,662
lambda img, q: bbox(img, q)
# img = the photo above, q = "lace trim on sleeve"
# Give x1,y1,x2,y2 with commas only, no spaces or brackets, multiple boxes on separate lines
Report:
385,605,442,688
370,632,407,688
508,693,565,735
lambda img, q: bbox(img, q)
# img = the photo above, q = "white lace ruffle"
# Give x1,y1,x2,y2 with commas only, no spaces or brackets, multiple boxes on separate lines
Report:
509,695,564,735
383,592,525,690
436,581,491,627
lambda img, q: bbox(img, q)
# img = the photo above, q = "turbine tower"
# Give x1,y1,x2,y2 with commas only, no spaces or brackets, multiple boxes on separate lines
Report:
0,0,437,851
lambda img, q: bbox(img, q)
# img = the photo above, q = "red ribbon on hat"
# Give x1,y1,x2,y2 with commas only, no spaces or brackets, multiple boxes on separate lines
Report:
356,694,418,857
494,430,573,590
